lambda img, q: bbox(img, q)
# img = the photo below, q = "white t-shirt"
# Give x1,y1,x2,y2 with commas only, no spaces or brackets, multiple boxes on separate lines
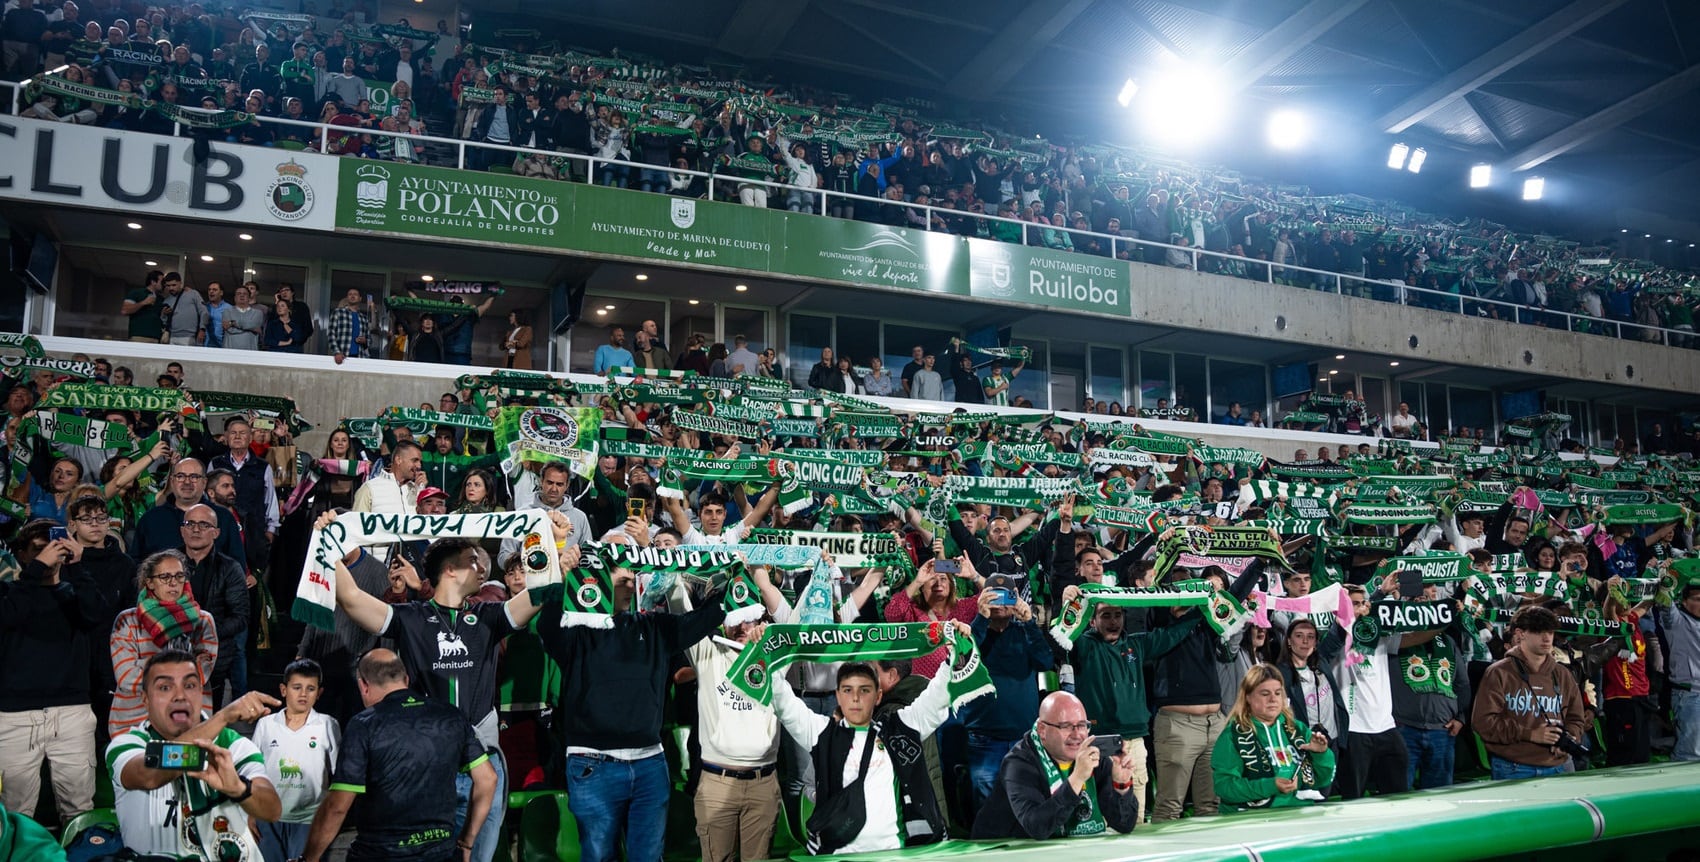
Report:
251,710,341,823
681,521,749,546
1338,637,1398,734
106,722,268,858
688,636,780,769
1390,412,1418,435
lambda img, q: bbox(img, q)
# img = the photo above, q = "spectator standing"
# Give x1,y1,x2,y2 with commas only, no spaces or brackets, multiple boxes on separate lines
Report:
325,289,374,362
862,357,894,397
264,299,305,353
436,294,495,367
502,310,533,370
593,326,635,374
899,345,925,396
960,586,1053,809
0,523,105,822
223,284,265,350
298,649,497,862
632,329,673,373
725,335,760,377
176,504,248,702
1655,581,1700,762
352,440,423,515
161,273,208,347
1471,606,1585,779
981,357,1023,407
251,658,340,862
910,354,943,402
686,615,782,862
122,269,166,343
203,283,231,349
133,458,246,564
1390,597,1472,789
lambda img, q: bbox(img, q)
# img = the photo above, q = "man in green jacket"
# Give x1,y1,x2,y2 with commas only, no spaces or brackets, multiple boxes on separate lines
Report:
1060,584,1201,821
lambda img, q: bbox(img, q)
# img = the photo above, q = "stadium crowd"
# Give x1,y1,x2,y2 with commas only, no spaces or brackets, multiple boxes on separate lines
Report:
1,337,1698,862
4,0,1699,344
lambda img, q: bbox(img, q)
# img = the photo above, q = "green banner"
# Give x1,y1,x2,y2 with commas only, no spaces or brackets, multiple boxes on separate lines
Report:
966,238,1131,316
339,161,572,246
777,214,968,296
573,183,776,271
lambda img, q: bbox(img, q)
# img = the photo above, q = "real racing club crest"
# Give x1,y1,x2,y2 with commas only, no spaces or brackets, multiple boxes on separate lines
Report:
266,159,316,221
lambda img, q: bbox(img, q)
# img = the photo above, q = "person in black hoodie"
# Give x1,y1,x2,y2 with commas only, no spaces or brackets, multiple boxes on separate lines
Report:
822,151,857,219
64,494,136,741
537,541,727,862
0,520,109,822
1147,554,1265,821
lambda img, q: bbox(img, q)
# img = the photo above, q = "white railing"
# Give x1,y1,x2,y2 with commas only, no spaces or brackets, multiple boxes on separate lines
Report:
6,79,1696,348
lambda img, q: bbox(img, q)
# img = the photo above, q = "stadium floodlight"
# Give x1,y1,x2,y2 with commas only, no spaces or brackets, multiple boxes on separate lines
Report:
1387,143,1409,170
1266,110,1309,150
1470,164,1491,188
1117,78,1138,108
1406,148,1427,174
1523,177,1545,201
1137,66,1230,145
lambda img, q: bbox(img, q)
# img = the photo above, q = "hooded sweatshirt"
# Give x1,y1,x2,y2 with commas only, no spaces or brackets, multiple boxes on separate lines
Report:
1471,642,1584,768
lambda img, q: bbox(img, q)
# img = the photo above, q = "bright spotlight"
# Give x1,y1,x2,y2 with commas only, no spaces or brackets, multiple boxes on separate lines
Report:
1470,164,1491,188
1116,78,1138,108
1406,147,1427,174
1135,66,1230,145
1522,177,1545,200
1387,143,1409,170
1266,110,1309,150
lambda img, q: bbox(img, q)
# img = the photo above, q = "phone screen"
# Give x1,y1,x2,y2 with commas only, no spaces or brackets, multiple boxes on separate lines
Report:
48,526,68,543
146,740,205,771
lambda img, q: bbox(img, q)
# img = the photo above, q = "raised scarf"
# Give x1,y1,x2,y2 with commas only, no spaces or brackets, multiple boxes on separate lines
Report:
728,622,993,712
1398,634,1456,697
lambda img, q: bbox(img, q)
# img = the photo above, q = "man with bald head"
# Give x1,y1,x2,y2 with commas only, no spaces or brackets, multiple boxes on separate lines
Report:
134,455,248,565
177,503,250,701
971,691,1140,839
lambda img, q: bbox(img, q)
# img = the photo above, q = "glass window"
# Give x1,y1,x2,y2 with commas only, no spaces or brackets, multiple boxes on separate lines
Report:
1427,382,1451,435
1051,341,1085,412
882,323,956,394
835,316,881,369
1360,376,1387,428
672,300,714,363
1208,358,1266,424
1595,402,1616,446
1138,351,1171,409
787,314,832,389
1399,382,1424,420
1005,341,1047,409
54,247,180,341
1173,353,1207,417
244,261,311,349
571,296,665,374
723,306,769,353
1451,387,1491,435
1089,347,1125,411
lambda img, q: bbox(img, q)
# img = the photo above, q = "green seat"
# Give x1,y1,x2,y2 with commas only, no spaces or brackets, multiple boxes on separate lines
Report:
59,808,117,848
518,792,578,862
488,164,514,174
275,139,307,151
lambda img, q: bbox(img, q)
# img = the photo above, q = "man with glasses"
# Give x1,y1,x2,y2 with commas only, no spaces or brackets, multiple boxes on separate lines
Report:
134,457,247,565
320,514,572,862
972,692,1140,839
178,504,249,704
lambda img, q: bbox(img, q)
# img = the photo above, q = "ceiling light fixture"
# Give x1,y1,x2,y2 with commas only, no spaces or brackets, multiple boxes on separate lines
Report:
1522,176,1545,201
238,233,253,241
1389,361,1400,367
1334,354,1345,360
421,275,435,282
635,274,649,281
1328,369,1338,375
126,222,142,230
144,260,158,267
734,284,748,292
199,254,214,262
688,299,700,305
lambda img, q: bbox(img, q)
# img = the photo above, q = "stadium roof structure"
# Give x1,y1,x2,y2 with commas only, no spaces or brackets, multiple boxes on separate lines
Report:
501,0,1700,242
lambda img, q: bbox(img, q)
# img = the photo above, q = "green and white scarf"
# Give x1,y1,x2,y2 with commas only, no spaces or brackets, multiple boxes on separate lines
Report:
1027,724,1106,836
1049,584,1215,649
294,510,560,631
729,622,994,713
1398,634,1456,696
1371,553,1473,584
1153,526,1287,580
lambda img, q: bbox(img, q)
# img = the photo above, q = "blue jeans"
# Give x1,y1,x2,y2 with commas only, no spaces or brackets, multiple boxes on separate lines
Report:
1489,756,1567,781
1399,726,1455,789
455,747,507,862
966,733,1019,808
566,752,669,862
1674,688,1700,762
639,169,667,193
255,820,309,862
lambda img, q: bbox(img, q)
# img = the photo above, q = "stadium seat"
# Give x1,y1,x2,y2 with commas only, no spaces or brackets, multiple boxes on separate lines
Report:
518,792,578,862
275,140,307,151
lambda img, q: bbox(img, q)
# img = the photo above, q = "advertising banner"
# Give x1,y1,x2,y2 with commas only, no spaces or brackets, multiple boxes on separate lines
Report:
573,183,777,271
0,117,338,231
777,215,969,296
338,160,572,246
967,237,1131,316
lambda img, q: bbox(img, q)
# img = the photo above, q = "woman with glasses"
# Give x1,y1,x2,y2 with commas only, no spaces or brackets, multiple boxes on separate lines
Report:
1213,664,1335,813
108,550,219,736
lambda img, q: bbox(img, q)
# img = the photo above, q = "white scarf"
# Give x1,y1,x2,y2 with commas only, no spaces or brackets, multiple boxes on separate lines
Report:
294,509,560,630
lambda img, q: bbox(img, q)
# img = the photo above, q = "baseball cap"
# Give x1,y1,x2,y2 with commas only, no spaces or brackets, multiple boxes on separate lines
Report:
417,486,448,504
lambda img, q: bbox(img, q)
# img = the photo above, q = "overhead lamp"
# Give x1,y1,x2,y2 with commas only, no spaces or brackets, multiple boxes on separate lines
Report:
1328,369,1339,375
1387,143,1409,170
688,299,700,305
735,284,748,292
1406,148,1427,174
1389,361,1400,367
1621,228,1629,233
199,254,214,262
603,304,617,310
126,222,142,230
1469,164,1491,188
1265,110,1310,151
1116,78,1138,108
1523,177,1545,201
238,233,253,241
144,260,158,267
421,274,435,282
1334,353,1345,360
635,274,649,281
595,309,607,315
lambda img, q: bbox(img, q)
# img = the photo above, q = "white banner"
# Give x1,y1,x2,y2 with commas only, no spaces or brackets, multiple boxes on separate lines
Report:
0,117,339,232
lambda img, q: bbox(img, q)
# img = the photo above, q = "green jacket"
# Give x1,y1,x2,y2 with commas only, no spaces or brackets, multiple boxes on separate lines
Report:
1212,717,1336,813
1069,616,1198,739
1,807,66,861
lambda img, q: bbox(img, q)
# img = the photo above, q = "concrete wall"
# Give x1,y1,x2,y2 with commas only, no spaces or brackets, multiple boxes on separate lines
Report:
1131,267,1697,394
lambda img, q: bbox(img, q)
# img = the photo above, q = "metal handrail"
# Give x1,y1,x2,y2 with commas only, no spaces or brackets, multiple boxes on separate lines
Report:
4,78,1694,347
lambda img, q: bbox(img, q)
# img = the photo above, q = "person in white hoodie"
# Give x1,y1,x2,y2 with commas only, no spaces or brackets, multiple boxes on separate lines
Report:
779,137,819,213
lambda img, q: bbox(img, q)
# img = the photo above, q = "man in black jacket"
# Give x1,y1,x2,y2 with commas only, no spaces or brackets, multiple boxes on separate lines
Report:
239,42,282,110
942,341,986,404
972,691,1139,839
537,545,726,862
0,521,107,821
471,87,519,171
948,494,1068,601
177,503,249,702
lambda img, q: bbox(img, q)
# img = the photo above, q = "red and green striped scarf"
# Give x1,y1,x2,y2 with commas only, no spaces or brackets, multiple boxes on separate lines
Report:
137,595,202,647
